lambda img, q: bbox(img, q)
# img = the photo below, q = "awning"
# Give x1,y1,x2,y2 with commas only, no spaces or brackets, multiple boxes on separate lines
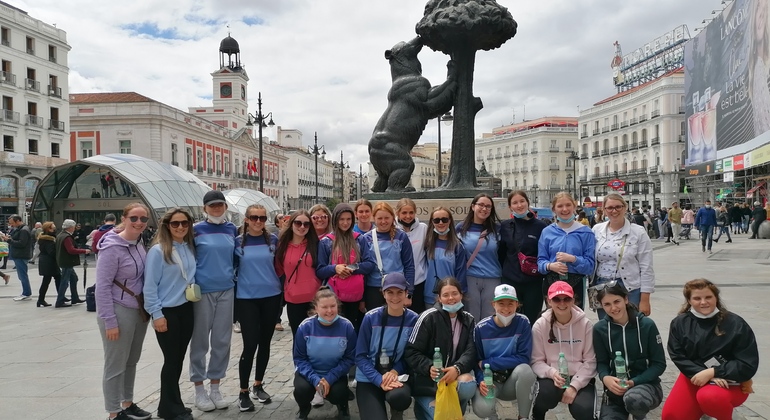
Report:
746,181,766,198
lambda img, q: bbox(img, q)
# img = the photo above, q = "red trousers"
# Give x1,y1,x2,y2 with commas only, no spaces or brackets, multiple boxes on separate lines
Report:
661,373,749,420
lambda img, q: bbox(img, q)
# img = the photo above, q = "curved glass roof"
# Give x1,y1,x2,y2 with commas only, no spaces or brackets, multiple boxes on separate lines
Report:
224,188,281,227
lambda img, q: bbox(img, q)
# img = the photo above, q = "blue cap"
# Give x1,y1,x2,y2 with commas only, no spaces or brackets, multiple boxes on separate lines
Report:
382,272,408,290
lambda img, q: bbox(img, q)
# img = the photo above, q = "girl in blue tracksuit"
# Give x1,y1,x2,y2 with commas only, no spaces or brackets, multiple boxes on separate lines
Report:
457,193,502,321
355,273,419,420
363,202,415,311
423,207,467,307
293,288,357,420
537,192,596,310
233,204,281,411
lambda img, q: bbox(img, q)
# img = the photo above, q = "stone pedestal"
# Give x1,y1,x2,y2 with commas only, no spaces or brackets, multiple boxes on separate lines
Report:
360,190,507,219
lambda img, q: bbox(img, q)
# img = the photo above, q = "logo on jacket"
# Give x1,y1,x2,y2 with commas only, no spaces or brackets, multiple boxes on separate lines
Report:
339,338,347,349
656,334,662,344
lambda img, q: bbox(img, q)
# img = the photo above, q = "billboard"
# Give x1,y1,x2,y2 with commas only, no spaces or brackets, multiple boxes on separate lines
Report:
684,0,770,168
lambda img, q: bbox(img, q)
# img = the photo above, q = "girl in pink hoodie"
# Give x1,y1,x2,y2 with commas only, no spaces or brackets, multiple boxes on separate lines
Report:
530,281,597,420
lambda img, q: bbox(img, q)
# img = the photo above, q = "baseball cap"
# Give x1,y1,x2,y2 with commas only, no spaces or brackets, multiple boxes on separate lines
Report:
382,272,408,290
203,190,227,206
547,281,574,300
493,284,518,301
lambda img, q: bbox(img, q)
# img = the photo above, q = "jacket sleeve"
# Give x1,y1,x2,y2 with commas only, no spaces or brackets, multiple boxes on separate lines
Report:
8,227,30,249
667,317,706,378
593,322,612,381
631,319,666,385
473,325,485,383
570,320,597,391
95,244,121,330
570,232,595,276
454,317,478,376
355,313,383,386
142,246,165,321
405,312,434,377
636,231,655,294
399,233,415,293
530,318,557,379
326,323,357,386
315,240,336,280
454,245,468,293
355,235,376,275
497,221,511,267
293,325,321,387
713,316,759,382
537,232,552,274
64,236,87,254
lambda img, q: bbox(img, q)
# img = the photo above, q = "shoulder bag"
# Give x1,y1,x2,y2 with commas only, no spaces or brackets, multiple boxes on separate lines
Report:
112,280,151,323
173,247,200,302
509,223,538,276
465,230,488,269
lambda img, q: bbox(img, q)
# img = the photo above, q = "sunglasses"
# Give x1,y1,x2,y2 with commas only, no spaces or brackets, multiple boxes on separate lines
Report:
248,215,268,222
293,220,312,228
168,220,190,228
432,217,450,224
129,216,149,223
593,280,625,292
311,215,328,221
551,296,573,303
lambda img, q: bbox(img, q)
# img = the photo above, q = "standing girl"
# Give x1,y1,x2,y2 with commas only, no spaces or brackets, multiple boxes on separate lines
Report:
275,210,320,337
234,204,282,411
423,207,467,307
537,192,595,309
310,204,333,240
353,198,374,234
530,281,596,420
457,193,501,321
96,203,152,420
143,208,197,420
395,198,428,313
363,202,415,311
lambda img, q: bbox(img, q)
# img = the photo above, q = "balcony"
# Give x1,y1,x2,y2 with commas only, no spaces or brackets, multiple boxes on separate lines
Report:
549,164,560,170
503,169,511,175
620,144,628,152
592,151,600,158
503,152,511,158
476,155,483,161
26,48,34,55
49,55,56,63
592,129,600,135
1,109,19,123
225,171,230,177
511,168,519,173
602,149,610,156
601,126,610,133
0,39,7,47
580,153,588,159
630,142,639,150
564,147,574,153
48,119,64,131
48,85,62,98
171,161,178,167
24,78,39,92
207,169,213,175
639,114,648,122
651,137,660,146
197,166,203,173
486,155,493,161
651,109,660,118
640,140,648,148
580,133,588,139
620,120,629,128
521,166,528,172
549,146,560,152
678,134,685,142
548,184,563,190
678,105,686,114
0,71,15,86
579,175,588,182
610,147,618,154
531,166,538,172
520,150,529,155
511,151,520,156
611,123,619,130
630,117,638,125
26,114,43,127
531,149,539,154
495,153,502,159
216,170,222,176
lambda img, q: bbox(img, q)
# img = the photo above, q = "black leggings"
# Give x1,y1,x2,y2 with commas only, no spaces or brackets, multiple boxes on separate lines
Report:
236,294,282,389
532,378,595,420
356,381,412,420
286,301,312,339
508,279,544,326
155,302,194,419
365,286,385,311
294,372,349,411
409,282,426,314
340,301,363,333
38,274,61,302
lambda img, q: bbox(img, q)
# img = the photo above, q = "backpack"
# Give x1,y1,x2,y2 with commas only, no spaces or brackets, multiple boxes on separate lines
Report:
85,285,96,312
325,232,364,302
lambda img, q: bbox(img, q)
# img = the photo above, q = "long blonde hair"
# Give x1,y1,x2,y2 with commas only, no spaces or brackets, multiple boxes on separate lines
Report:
152,208,196,264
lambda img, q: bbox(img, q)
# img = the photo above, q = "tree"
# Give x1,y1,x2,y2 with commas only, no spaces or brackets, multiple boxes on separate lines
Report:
416,0,517,189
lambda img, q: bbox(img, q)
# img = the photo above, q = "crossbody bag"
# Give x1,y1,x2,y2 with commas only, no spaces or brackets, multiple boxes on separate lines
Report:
172,247,200,302
466,230,488,269
112,280,151,323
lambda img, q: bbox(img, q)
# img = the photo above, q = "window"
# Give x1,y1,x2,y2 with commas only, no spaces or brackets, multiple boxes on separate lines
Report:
81,141,93,158
235,159,239,174
119,140,131,154
48,45,56,63
171,143,178,165
28,139,37,155
48,75,60,97
196,150,203,170
186,147,192,169
50,106,62,130
550,139,557,147
1,27,9,46
224,157,229,174
51,143,59,158
3,135,12,151
565,140,572,149
25,36,34,54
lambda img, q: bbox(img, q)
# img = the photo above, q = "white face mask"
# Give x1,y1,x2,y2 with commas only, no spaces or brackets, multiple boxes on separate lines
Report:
207,214,227,224
495,312,515,326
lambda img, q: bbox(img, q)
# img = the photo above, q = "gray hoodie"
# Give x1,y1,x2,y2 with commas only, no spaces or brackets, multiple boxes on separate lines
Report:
95,230,147,330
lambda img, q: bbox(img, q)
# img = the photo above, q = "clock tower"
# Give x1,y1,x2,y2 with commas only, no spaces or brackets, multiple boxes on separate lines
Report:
210,34,249,129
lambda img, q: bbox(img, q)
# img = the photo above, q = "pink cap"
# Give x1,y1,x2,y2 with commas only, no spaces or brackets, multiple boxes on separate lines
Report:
547,281,574,300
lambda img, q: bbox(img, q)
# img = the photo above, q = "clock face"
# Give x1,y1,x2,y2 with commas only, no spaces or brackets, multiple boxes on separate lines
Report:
220,84,232,98
241,85,246,100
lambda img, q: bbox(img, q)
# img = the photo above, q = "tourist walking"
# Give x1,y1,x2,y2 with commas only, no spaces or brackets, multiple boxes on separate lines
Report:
668,202,683,245
713,206,733,243
695,200,718,252
55,219,90,307
5,215,32,301
36,222,60,307
29,221,42,264
423,207,467,308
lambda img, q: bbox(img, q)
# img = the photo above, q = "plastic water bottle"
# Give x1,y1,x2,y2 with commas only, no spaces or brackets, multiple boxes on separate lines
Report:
432,347,443,382
615,351,627,388
483,363,495,399
558,352,570,389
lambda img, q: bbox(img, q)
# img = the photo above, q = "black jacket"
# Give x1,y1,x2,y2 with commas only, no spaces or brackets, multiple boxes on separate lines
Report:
37,234,59,277
498,215,547,284
729,206,743,223
751,207,767,222
7,224,31,260
405,303,477,396
667,311,758,382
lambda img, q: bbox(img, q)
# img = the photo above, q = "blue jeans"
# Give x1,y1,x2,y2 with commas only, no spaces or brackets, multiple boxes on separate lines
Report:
714,225,731,241
12,258,30,297
414,380,476,420
595,277,641,319
56,266,80,305
700,225,714,250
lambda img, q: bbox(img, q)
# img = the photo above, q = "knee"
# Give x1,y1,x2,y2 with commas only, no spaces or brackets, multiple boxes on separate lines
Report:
513,363,537,383
457,378,477,401
385,386,413,411
471,390,496,417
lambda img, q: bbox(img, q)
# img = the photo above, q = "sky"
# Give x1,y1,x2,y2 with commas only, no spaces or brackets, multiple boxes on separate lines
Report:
17,0,721,170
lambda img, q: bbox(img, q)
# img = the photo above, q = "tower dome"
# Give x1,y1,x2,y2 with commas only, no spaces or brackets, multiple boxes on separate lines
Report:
219,35,240,55
219,34,242,70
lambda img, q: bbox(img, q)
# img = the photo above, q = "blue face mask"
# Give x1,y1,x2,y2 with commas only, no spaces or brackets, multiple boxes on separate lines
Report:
317,315,339,326
442,302,464,313
512,210,528,219
557,214,576,224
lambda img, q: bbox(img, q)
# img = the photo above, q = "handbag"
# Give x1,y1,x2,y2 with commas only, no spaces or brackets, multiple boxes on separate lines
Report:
112,280,150,323
0,241,8,258
173,248,200,302
466,230,488,269
434,381,463,420
327,235,364,302
517,252,539,276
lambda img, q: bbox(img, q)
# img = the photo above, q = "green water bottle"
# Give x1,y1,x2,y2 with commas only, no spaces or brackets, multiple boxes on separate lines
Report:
432,347,443,382
614,351,628,388
483,363,495,399
558,352,570,389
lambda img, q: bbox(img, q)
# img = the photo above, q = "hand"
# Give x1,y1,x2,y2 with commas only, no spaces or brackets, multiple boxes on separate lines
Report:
358,301,367,313
561,386,577,404
555,252,576,264
602,376,627,396
335,265,352,279
317,378,330,398
153,318,167,332
711,378,729,389
381,370,398,388
85,249,91,255
429,366,441,381
549,262,569,275
639,294,651,316
691,368,715,386
551,370,566,388
105,327,120,341
479,381,489,397
404,296,412,308
440,366,459,384
381,381,402,391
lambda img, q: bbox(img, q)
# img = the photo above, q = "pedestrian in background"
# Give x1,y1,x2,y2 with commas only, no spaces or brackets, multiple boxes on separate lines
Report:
92,214,117,261
668,202,683,245
29,221,42,264
749,201,767,239
695,200,718,253
4,214,32,301
713,206,733,243
36,222,60,307
55,219,90,307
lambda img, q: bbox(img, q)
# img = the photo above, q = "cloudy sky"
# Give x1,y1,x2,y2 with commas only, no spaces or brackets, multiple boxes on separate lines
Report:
18,0,719,169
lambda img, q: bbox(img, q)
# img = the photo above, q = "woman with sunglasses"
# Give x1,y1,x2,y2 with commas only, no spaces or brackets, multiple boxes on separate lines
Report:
662,279,758,420
143,208,197,420
531,281,596,420
190,190,238,412
423,207,467,307
275,210,320,337
310,204,333,240
537,192,595,310
96,203,153,420
498,190,548,325
591,193,654,317
395,198,428,313
363,202,415,311
353,198,374,235
233,204,282,411
457,193,502,321
592,282,665,420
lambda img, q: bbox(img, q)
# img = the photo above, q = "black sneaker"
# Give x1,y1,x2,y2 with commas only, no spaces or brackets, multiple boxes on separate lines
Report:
111,411,130,420
296,407,311,420
122,403,152,420
239,391,255,412
250,384,272,403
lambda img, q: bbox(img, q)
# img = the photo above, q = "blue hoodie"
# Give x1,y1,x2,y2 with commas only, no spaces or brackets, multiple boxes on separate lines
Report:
234,233,281,299
293,315,357,387
143,241,197,320
355,307,419,386
537,222,595,276
424,239,468,305
457,222,502,279
362,230,415,292
473,313,533,383
193,220,237,293
316,233,376,280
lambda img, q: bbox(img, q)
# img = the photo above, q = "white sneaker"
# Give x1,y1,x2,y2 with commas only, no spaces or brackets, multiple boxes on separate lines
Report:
348,379,357,388
233,322,241,333
311,390,324,407
12,295,30,301
195,391,216,412
209,388,229,409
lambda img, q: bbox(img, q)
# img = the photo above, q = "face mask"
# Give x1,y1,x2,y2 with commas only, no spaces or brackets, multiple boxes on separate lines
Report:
705,205,711,209
442,302,464,313
434,227,450,235
399,219,416,229
318,314,340,326
557,214,576,224
603,216,609,221
689,307,719,319
512,211,528,219
496,312,515,326
207,214,227,224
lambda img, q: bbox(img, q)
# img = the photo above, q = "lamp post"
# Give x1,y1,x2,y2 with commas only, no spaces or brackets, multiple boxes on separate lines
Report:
358,164,364,199
335,151,349,201
309,132,326,204
568,151,579,200
246,92,275,193
532,184,539,206
436,111,453,187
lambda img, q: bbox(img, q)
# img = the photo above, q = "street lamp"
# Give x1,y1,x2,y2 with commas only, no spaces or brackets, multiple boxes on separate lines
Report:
335,150,349,200
437,111,453,186
358,164,364,199
532,184,539,206
308,132,326,204
568,151,579,200
246,92,275,193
